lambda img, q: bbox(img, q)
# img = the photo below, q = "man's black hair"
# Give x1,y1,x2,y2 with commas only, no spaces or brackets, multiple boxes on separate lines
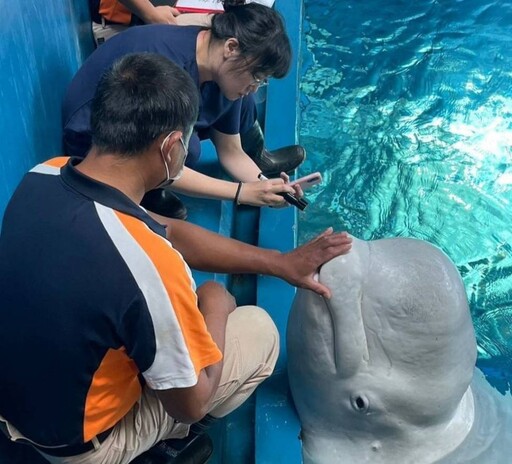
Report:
211,2,292,78
91,53,199,155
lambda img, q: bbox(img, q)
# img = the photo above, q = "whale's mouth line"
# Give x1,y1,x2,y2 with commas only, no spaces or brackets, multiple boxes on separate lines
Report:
323,284,370,376
323,240,372,376
322,295,338,371
361,240,372,364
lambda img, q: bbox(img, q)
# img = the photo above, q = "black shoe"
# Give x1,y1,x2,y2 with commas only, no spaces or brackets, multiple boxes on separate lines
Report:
135,433,213,464
255,145,306,178
141,189,187,220
241,121,306,177
130,451,161,464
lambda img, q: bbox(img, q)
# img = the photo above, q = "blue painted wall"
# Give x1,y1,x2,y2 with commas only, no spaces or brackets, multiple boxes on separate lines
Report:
0,3,92,460
0,0,93,221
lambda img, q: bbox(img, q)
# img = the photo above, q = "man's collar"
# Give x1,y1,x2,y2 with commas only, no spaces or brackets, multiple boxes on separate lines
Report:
60,157,167,237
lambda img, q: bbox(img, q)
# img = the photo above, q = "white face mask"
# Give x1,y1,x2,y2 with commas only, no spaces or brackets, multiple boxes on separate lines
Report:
156,132,188,189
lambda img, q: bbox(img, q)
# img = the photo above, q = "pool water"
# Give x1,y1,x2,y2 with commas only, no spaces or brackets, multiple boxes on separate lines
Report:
298,0,512,391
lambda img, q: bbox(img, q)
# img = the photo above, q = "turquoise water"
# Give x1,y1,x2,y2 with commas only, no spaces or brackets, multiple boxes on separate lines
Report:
298,0,512,391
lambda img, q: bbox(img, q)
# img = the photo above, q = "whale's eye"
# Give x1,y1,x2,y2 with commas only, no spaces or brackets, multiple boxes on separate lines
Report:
350,394,369,413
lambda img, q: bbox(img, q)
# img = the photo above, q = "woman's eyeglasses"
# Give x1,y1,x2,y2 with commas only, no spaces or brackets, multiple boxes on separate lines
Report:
251,74,269,88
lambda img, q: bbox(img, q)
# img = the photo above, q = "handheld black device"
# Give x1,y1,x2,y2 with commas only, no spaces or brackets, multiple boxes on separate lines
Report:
258,173,308,210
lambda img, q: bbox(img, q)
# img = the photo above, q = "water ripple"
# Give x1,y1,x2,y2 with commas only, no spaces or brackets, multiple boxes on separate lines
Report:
300,0,512,385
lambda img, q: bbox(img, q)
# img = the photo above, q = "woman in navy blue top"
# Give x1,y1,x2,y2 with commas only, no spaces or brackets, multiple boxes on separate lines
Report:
63,1,303,208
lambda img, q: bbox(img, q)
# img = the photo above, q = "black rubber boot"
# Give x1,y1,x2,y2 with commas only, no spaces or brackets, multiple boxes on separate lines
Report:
130,415,217,464
149,433,213,464
241,121,306,177
130,434,213,464
141,189,188,220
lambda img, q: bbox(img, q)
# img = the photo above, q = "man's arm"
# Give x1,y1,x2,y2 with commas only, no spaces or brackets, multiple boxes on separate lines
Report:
120,0,180,24
150,213,352,298
156,281,235,423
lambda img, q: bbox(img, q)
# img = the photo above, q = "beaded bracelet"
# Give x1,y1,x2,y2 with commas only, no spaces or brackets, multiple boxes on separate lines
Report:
234,181,244,205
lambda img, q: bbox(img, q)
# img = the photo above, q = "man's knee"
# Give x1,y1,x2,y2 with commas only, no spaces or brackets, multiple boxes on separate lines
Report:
229,305,279,371
207,307,279,418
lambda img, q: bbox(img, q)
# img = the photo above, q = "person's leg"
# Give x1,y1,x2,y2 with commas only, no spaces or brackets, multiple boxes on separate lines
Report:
157,304,279,438
131,305,279,462
92,21,129,46
37,306,278,464
239,96,306,177
174,13,213,27
206,305,279,418
37,387,188,464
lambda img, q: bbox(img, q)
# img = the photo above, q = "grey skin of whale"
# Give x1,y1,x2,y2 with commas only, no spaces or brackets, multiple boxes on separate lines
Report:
287,237,512,464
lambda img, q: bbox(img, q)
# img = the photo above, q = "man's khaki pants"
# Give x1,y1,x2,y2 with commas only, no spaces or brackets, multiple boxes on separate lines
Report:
17,306,278,464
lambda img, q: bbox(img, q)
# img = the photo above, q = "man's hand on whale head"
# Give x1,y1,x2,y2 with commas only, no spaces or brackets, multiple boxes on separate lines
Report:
277,228,352,299
154,217,351,298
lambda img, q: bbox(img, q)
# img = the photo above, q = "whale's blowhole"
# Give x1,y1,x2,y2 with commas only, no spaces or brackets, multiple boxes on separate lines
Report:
351,394,369,413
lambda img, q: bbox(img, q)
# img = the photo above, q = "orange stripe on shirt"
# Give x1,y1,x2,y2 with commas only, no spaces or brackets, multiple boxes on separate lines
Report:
99,0,132,24
44,157,70,168
83,347,141,442
114,211,222,377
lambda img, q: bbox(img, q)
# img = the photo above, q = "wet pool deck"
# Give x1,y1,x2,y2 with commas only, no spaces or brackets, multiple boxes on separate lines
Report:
188,1,305,461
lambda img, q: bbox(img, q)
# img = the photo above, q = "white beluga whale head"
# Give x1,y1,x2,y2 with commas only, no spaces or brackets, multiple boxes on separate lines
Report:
287,237,512,464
